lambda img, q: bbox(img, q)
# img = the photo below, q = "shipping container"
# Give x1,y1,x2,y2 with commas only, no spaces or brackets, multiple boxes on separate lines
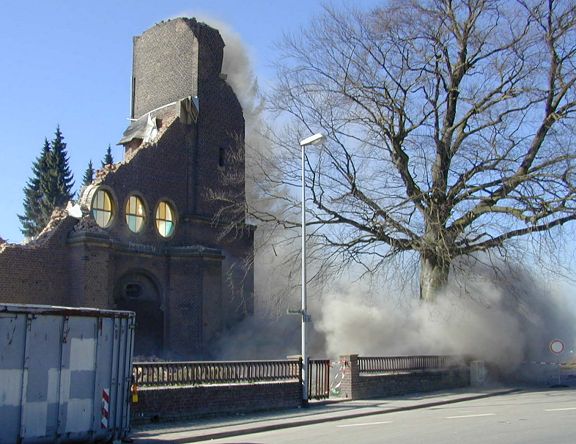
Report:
0,304,135,443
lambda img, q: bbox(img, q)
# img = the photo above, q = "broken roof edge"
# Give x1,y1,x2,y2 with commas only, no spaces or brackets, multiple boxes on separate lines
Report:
29,207,73,245
135,17,224,49
118,96,196,146
0,207,76,253
97,113,179,185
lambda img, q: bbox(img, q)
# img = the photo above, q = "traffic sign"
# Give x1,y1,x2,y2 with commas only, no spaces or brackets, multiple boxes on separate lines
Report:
549,339,565,354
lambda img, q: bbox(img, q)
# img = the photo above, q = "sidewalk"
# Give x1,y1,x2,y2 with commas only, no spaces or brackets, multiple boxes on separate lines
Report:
130,387,520,443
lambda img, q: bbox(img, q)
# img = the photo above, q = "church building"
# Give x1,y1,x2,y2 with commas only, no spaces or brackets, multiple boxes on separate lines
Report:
0,18,255,358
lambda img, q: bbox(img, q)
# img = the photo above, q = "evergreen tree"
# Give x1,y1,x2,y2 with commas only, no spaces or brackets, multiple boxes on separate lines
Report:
101,144,114,167
41,126,74,215
82,160,94,187
18,139,51,238
19,126,75,238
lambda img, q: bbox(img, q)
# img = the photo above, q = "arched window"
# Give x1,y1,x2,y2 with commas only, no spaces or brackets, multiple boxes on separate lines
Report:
91,189,114,228
125,195,146,233
155,201,176,238
125,283,142,299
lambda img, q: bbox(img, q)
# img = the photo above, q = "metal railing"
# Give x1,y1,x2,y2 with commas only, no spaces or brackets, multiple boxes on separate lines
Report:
132,355,462,392
133,359,301,387
308,359,330,400
358,355,458,374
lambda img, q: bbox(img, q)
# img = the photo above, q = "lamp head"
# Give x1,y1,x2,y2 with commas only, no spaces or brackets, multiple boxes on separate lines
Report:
299,133,326,147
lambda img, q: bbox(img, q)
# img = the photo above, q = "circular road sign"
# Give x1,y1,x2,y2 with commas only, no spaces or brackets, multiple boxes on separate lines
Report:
549,339,565,354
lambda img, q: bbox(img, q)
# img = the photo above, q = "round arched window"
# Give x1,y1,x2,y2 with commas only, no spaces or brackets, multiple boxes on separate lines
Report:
155,201,176,238
91,189,114,228
125,195,146,233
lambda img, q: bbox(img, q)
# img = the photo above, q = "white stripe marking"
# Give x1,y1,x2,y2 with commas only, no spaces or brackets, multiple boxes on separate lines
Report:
337,421,393,428
545,407,576,412
70,338,96,371
446,413,495,419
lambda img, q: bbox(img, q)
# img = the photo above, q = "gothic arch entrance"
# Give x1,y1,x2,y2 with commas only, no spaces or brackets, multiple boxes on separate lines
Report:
115,271,164,358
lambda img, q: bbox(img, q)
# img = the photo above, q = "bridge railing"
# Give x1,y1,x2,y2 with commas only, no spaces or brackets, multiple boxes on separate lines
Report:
133,355,465,390
358,355,461,374
133,359,301,387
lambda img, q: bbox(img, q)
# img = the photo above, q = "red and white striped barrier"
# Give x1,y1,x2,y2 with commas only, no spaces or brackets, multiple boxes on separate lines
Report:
101,388,110,429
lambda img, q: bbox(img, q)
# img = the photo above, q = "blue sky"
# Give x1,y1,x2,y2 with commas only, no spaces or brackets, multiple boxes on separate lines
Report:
0,0,383,243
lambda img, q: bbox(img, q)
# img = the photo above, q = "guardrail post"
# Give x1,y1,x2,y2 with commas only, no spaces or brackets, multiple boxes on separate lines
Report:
339,354,359,400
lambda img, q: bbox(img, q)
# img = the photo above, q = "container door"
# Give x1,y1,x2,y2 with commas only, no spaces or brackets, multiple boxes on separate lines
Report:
57,316,98,438
0,312,27,443
90,315,134,441
20,314,64,441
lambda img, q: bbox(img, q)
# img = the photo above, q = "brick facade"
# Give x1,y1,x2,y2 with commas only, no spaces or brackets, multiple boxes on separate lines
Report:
0,18,254,359
0,219,76,307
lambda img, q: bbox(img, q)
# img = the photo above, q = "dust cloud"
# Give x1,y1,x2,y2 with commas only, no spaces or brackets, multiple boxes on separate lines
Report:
188,17,576,383
191,15,263,125
317,262,576,382
214,259,576,384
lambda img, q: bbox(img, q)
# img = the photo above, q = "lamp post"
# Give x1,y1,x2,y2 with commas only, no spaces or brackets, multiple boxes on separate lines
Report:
299,132,325,405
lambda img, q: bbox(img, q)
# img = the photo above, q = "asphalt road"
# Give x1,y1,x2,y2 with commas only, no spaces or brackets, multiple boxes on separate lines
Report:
205,389,576,444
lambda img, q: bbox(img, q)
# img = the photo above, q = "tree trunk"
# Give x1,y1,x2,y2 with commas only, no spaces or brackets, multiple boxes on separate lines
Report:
419,254,450,302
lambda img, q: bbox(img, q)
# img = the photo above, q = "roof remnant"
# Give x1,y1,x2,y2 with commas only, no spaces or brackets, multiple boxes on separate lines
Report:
118,113,158,145
119,95,198,146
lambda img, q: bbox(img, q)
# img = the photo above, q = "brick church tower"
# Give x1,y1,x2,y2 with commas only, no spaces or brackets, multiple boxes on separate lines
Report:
0,18,255,358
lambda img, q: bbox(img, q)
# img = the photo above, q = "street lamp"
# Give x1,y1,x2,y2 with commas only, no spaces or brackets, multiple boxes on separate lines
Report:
299,132,325,405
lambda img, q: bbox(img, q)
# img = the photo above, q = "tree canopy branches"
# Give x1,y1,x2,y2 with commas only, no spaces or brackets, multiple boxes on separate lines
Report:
214,0,576,300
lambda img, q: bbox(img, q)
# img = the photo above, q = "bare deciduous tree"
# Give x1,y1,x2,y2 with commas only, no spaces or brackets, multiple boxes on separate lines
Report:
243,0,576,301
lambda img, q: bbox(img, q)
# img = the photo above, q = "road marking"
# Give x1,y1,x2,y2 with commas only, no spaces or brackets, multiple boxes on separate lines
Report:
445,413,496,419
545,407,576,412
337,421,393,428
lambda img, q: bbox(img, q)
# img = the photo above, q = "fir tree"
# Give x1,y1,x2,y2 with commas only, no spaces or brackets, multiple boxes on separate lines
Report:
41,126,74,214
101,144,114,167
19,126,75,238
18,139,51,238
82,160,94,187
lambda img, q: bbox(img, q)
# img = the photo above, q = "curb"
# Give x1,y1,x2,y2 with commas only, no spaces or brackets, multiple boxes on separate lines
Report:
132,388,522,443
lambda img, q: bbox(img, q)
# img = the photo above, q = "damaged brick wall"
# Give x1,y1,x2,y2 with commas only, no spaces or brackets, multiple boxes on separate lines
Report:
132,18,225,119
0,216,76,306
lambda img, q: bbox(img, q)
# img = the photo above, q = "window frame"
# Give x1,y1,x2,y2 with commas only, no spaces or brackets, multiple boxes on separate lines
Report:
125,194,147,234
155,200,177,238
91,187,115,228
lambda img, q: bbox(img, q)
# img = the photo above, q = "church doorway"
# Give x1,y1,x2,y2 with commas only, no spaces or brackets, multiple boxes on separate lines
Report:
115,271,164,358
